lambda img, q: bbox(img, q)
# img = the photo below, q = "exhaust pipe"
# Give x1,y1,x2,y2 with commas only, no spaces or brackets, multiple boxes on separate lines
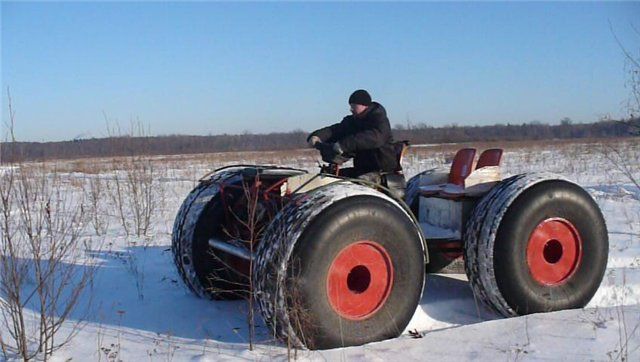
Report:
208,238,253,261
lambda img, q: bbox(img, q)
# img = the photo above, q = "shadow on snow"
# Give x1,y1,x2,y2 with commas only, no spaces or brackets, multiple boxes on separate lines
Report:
3,245,500,347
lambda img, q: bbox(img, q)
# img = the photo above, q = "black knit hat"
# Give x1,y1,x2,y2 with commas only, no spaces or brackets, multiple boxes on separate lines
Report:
348,89,372,106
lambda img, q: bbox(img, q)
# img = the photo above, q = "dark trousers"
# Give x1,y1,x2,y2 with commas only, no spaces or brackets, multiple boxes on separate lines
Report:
338,167,406,199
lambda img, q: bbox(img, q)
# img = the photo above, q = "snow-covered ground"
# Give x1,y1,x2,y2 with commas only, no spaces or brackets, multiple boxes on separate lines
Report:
1,139,639,361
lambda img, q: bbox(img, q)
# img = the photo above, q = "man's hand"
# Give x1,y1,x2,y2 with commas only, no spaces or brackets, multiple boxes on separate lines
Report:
316,142,346,164
332,142,343,155
307,135,321,148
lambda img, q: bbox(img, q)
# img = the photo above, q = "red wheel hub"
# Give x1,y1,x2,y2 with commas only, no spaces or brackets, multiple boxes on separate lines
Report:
326,241,394,320
526,218,583,286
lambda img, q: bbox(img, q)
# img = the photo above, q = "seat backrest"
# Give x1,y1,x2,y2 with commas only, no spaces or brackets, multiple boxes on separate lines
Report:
392,140,410,172
476,148,503,169
448,148,476,186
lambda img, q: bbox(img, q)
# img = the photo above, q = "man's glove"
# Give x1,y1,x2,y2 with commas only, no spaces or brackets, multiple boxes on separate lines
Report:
307,135,321,148
332,142,344,155
316,142,347,164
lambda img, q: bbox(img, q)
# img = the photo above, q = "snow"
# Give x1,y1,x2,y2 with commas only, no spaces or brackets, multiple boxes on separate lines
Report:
2,139,639,361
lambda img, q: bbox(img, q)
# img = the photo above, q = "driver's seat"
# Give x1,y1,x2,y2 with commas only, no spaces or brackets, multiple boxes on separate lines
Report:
381,140,409,199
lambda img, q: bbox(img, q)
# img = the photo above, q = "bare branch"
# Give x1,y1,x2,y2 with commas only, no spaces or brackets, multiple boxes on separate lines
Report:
610,20,640,70
5,87,17,143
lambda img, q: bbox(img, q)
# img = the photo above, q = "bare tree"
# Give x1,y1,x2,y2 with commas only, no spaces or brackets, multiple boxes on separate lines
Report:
103,121,160,238
1,164,97,362
606,22,640,191
84,175,109,236
611,21,640,133
0,95,97,361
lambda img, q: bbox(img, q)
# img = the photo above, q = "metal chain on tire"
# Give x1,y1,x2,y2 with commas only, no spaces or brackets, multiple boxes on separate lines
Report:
253,182,424,348
463,172,570,316
171,169,244,298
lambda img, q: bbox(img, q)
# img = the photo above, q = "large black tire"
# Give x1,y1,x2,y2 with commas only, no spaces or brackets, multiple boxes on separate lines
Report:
464,173,608,316
254,182,426,350
172,170,248,300
405,169,458,273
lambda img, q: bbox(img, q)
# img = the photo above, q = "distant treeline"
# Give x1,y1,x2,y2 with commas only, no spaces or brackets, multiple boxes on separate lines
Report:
1,118,638,163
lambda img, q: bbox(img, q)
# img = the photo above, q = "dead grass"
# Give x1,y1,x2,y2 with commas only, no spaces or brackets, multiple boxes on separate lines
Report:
11,137,638,177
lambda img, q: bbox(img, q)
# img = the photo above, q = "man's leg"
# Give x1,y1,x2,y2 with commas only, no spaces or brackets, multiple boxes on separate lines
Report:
382,173,407,199
338,167,359,178
340,168,382,184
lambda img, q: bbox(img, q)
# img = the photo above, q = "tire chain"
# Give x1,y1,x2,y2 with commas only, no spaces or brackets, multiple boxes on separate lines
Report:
252,182,419,348
171,169,244,299
463,172,569,317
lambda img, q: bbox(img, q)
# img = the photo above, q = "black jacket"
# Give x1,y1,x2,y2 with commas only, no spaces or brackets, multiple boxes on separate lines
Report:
309,102,398,174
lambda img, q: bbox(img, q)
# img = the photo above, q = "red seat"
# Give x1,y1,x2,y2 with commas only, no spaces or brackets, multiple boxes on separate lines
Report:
419,148,476,197
476,148,503,169
448,148,476,186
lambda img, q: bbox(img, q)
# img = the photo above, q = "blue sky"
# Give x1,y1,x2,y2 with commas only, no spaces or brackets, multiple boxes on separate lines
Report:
2,1,639,142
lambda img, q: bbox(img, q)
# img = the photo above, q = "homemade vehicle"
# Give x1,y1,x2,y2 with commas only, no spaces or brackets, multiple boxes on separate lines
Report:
172,144,608,349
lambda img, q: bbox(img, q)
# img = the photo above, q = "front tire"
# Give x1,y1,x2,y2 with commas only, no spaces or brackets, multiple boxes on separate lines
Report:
254,183,425,349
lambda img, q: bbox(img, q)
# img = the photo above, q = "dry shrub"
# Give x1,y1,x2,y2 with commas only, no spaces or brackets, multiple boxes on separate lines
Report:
107,155,159,237
0,163,97,361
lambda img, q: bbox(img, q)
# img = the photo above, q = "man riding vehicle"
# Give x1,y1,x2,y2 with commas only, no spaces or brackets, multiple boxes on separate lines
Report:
307,89,406,197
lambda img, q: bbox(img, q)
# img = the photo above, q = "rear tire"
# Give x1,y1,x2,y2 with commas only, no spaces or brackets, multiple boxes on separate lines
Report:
254,183,425,349
464,173,608,316
172,170,248,300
